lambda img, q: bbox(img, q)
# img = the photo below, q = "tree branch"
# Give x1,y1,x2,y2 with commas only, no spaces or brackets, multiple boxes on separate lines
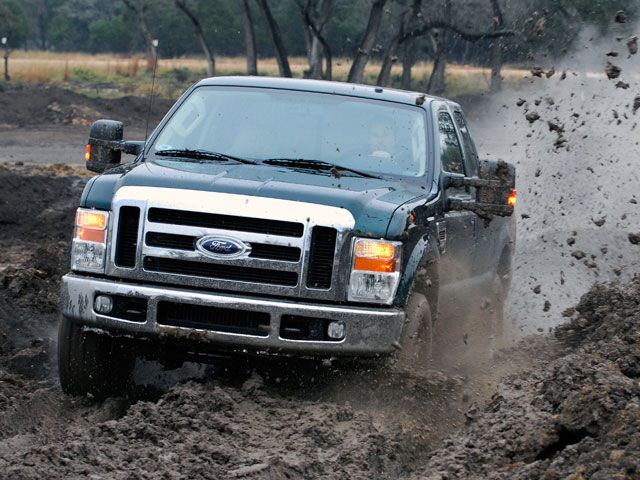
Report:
401,21,514,44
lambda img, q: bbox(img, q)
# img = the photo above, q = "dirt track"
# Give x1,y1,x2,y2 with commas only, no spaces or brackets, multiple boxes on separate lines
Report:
0,69,639,478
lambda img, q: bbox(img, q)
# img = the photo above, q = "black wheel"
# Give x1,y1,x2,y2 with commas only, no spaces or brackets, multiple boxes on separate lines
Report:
395,292,434,369
58,316,136,400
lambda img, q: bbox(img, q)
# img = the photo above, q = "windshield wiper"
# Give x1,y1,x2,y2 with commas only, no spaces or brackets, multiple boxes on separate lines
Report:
263,158,380,179
155,148,256,165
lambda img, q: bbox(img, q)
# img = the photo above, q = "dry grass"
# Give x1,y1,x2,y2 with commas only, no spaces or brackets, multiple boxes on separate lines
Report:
7,50,528,98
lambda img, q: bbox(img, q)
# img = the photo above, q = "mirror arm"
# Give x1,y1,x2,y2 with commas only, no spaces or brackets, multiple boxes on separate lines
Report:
448,198,513,219
122,141,145,156
443,172,502,189
91,139,144,156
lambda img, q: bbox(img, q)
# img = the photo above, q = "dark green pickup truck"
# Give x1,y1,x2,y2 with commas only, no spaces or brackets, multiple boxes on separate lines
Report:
59,77,516,398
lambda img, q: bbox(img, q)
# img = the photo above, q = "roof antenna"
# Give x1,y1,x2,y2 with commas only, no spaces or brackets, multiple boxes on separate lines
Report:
143,39,159,161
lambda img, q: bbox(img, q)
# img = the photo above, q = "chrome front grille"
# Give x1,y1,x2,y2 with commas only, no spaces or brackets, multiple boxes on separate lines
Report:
144,230,302,261
106,187,355,301
142,255,300,286
148,207,304,237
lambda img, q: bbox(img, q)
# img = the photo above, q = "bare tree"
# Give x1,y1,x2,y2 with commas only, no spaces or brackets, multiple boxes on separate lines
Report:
174,0,215,76
489,0,504,92
426,0,451,95
255,0,292,78
122,0,157,71
376,31,400,86
376,3,415,87
240,0,258,75
395,1,513,94
347,0,387,84
401,0,423,89
297,0,335,79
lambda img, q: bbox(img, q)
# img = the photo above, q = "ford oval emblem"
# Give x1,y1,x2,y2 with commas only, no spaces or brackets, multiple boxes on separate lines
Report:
196,236,251,259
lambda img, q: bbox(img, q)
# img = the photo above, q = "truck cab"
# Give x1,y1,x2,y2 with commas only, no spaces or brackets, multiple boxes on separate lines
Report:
59,77,515,398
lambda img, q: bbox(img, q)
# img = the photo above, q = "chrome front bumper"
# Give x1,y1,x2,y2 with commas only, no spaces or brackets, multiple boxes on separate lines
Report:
61,274,404,356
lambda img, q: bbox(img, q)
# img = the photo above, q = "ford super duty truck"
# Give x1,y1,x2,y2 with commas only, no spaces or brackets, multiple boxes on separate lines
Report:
59,77,516,398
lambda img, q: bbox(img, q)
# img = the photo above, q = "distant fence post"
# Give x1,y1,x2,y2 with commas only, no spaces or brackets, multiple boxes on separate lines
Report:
2,38,9,82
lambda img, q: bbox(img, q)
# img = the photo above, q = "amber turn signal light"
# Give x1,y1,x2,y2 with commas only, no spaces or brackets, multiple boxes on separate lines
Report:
85,144,91,162
354,257,397,273
352,239,401,273
76,227,106,243
354,240,396,259
507,189,517,207
76,210,108,230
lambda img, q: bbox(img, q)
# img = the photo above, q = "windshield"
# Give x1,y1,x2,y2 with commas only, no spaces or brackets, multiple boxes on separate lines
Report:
152,86,428,177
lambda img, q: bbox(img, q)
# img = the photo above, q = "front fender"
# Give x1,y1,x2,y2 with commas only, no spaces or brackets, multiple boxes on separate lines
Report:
395,228,440,308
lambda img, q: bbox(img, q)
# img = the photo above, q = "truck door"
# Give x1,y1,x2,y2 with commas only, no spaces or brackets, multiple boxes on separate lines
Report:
436,106,477,287
451,107,503,276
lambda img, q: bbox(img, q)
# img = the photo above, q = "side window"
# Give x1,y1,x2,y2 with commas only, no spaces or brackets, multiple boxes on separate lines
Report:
438,111,465,175
453,109,479,176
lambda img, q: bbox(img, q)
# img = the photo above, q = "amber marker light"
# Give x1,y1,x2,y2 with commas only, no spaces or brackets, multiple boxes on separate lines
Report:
507,189,517,207
76,210,108,230
77,227,106,243
85,144,91,162
353,239,400,273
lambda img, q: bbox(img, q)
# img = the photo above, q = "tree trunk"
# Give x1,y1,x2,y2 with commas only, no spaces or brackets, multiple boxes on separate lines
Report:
175,0,215,76
122,0,157,71
255,0,292,78
240,0,258,75
347,0,387,84
401,39,415,90
376,33,400,86
308,37,323,78
400,0,422,90
298,0,335,79
489,0,504,92
427,29,447,95
426,0,451,95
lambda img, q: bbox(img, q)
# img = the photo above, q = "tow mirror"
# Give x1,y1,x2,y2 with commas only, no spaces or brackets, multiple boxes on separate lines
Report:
86,120,145,173
444,159,516,219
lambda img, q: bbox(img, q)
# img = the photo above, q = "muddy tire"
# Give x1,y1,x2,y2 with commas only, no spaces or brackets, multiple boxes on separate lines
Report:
395,293,434,369
58,316,135,400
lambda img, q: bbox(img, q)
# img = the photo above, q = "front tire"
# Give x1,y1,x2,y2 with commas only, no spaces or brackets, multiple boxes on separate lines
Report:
395,292,434,370
58,316,136,400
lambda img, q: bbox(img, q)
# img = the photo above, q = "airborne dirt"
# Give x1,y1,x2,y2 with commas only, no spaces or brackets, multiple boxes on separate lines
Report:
1,49,640,477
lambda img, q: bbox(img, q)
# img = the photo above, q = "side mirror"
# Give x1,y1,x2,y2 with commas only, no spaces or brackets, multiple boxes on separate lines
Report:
444,159,516,219
86,120,123,173
86,120,145,173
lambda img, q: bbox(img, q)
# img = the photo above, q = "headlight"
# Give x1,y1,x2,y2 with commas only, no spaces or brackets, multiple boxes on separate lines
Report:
70,208,109,273
348,238,402,305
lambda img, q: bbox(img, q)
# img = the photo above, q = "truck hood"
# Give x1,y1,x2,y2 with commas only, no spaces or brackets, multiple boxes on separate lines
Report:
82,159,428,238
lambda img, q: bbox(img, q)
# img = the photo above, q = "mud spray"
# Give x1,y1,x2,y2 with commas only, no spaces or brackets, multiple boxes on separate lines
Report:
0,25,639,479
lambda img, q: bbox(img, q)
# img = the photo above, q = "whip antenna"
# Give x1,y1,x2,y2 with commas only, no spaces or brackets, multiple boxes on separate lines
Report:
143,39,159,161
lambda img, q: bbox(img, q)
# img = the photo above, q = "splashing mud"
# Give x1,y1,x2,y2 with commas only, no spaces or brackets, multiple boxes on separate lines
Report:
464,27,640,337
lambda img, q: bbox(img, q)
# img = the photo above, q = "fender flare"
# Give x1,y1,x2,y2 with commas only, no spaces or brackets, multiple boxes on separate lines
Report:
395,233,440,318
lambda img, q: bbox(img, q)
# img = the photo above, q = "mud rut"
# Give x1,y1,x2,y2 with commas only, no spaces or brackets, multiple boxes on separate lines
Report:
0,66,639,478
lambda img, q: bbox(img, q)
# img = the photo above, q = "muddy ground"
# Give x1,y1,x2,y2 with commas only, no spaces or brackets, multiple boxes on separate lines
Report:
0,57,639,478
0,84,173,165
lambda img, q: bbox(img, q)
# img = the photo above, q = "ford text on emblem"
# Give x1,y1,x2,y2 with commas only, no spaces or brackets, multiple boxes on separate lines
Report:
196,236,251,259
